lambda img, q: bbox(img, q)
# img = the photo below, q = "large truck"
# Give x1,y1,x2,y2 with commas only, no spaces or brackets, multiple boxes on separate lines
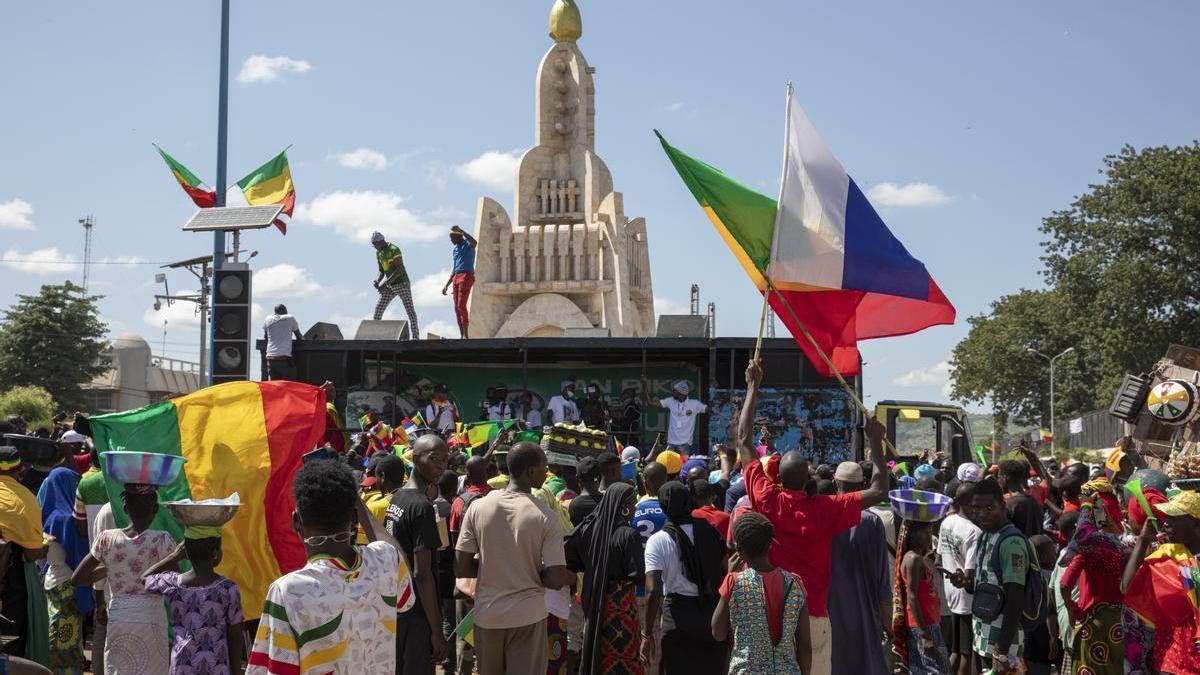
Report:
873,399,974,468
266,335,862,465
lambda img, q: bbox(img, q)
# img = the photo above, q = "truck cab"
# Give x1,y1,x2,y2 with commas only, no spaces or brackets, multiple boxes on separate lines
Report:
873,400,973,469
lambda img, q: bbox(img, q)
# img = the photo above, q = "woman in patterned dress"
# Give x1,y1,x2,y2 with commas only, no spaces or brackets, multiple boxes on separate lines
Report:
143,525,244,675
566,482,644,675
1059,480,1126,675
711,512,810,675
37,467,92,674
71,484,176,675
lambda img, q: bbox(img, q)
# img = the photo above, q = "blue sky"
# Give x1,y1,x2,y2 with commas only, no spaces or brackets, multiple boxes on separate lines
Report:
1,1,1196,409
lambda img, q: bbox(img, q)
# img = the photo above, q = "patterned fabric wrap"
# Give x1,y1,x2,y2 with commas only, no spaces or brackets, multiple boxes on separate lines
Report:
598,580,642,674
547,615,569,675
46,579,84,675
905,625,950,675
727,568,805,675
1179,554,1200,653
1122,604,1154,675
1071,602,1123,675
890,520,911,668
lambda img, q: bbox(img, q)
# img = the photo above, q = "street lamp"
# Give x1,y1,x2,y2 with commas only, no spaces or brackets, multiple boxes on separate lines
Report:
1027,347,1076,446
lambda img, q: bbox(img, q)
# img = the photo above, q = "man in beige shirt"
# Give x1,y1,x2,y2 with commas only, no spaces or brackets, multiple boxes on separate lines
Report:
455,442,574,675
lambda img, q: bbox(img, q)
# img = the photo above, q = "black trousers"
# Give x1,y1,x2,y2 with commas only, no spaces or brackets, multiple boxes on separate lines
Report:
396,609,434,675
267,357,297,381
0,555,28,657
660,594,726,675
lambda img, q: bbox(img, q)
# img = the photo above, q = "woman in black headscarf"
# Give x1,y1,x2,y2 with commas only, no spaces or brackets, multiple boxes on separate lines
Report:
644,481,728,674
566,481,644,675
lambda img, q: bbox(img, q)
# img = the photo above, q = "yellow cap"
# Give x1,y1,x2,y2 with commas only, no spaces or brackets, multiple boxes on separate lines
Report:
656,450,682,475
1159,491,1200,519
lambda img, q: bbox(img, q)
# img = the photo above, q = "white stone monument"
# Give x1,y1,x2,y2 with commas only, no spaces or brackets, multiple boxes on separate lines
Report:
466,0,655,339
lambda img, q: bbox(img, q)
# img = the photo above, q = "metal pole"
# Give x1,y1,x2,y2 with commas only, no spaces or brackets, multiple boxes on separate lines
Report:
1049,358,1055,448
209,0,231,386
198,264,210,378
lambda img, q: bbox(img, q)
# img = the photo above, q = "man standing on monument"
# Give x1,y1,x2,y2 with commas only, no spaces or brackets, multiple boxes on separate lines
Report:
441,226,477,339
371,231,420,338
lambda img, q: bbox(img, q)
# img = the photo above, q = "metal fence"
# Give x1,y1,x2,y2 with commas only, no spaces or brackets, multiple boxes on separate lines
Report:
1010,408,1125,453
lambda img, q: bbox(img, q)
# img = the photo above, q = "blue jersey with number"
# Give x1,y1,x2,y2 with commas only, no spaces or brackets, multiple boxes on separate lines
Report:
633,496,666,543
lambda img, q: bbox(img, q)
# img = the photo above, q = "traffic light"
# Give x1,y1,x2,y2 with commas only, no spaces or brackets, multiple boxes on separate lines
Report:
211,264,252,384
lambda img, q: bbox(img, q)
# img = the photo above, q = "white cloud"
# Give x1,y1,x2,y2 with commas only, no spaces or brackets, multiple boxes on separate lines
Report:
254,263,322,297
236,55,312,85
1,247,77,274
866,182,953,208
411,268,451,307
892,360,953,396
0,198,34,230
654,296,689,316
330,147,389,172
667,102,685,112
453,150,523,190
423,320,459,339
294,190,444,244
143,299,201,330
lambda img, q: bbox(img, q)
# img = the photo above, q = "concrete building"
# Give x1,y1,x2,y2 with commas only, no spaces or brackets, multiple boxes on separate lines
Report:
82,332,203,413
466,0,655,339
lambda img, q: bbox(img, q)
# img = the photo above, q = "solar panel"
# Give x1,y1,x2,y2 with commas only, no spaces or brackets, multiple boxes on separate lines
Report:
183,205,283,232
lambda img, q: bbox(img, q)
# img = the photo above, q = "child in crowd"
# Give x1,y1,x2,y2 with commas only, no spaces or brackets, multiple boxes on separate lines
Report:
711,512,811,675
71,484,177,675
898,521,951,675
143,525,244,675
247,459,414,675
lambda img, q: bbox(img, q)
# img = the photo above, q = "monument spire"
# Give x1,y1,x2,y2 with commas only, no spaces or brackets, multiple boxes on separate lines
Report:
549,0,582,43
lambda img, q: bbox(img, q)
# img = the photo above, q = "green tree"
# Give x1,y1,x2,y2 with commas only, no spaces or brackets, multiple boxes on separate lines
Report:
0,385,57,429
950,141,1200,423
0,282,108,413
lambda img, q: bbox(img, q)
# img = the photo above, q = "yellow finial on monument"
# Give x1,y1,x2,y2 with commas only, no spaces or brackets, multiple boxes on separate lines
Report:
549,0,582,43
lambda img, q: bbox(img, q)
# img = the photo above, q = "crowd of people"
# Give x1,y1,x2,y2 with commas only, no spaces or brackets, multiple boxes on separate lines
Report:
3,357,1200,675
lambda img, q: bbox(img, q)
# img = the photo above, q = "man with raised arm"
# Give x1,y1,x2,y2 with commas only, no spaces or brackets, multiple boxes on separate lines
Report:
736,359,889,675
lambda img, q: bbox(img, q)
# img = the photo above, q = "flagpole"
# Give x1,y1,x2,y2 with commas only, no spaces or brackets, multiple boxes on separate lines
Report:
753,289,770,361
762,274,899,456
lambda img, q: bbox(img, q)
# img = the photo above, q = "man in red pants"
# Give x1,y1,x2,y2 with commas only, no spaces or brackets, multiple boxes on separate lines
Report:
441,225,477,338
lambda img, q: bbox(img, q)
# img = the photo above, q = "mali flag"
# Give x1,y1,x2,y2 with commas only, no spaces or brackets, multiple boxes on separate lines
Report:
154,144,216,208
237,148,295,234
89,381,326,617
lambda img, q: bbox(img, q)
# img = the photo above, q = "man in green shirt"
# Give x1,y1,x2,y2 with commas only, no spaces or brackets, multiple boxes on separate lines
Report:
950,478,1028,674
371,231,419,337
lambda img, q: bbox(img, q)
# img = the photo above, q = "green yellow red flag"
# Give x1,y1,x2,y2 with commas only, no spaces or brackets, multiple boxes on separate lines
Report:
154,145,216,208
237,148,294,234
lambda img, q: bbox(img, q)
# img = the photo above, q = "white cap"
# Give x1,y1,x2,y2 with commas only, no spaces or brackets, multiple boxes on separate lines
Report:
621,447,641,463
672,380,690,395
60,431,87,444
370,231,385,243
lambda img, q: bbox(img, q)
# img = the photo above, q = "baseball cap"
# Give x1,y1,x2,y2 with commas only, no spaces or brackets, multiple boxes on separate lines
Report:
1159,491,1200,519
681,456,707,477
656,450,683,475
834,461,863,483
620,447,641,463
370,231,384,243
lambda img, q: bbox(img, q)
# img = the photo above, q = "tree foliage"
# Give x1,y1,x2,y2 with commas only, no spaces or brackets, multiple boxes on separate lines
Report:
0,282,108,413
951,142,1200,424
0,385,57,430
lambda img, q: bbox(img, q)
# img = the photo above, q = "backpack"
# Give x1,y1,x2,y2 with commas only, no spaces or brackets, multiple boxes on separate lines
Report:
971,523,1049,632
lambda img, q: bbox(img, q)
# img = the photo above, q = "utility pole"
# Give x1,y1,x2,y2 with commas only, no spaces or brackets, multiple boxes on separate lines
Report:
209,0,231,386
707,301,716,338
1027,346,1076,447
79,216,94,293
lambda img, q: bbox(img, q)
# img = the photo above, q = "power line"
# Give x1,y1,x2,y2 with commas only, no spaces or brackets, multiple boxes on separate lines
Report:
0,258,172,266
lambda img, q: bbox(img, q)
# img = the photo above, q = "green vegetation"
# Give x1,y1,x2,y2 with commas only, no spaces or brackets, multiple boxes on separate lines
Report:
0,385,57,430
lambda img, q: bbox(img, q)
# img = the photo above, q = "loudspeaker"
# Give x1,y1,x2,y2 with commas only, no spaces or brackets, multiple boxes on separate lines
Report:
304,322,344,341
1109,373,1151,423
212,264,252,384
656,315,709,338
354,320,411,341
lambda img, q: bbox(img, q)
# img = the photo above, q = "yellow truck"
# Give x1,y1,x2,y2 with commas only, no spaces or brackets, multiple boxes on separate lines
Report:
873,400,974,468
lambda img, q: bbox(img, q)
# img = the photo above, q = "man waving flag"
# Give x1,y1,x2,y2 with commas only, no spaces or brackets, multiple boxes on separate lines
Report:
657,87,954,377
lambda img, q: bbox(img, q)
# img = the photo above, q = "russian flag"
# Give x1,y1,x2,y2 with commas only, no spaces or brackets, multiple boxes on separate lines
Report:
657,90,954,377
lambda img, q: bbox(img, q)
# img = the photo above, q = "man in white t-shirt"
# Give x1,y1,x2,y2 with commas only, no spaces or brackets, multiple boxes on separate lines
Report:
517,392,542,429
936,481,982,675
546,380,579,425
263,304,302,381
424,384,459,433
641,377,707,455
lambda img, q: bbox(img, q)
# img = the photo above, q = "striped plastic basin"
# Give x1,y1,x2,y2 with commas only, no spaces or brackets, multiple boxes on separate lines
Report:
103,451,186,486
888,488,952,523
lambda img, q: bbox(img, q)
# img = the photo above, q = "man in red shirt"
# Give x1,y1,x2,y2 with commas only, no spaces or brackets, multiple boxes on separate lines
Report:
737,359,888,675
689,477,731,540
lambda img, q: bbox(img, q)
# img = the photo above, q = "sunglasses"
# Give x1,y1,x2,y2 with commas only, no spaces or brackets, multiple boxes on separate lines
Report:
303,530,355,546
